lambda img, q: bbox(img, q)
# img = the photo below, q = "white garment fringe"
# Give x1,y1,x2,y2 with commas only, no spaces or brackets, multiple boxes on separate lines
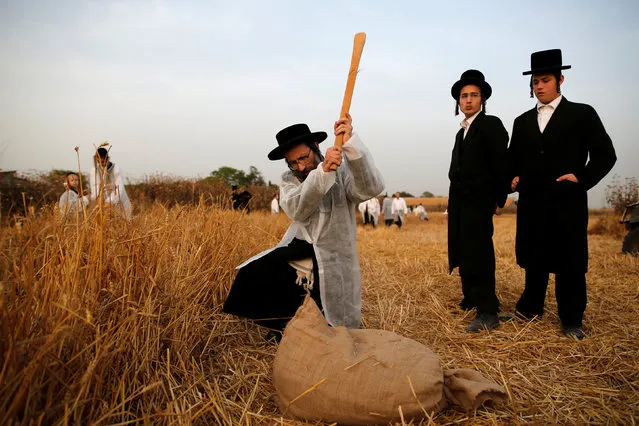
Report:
288,258,314,291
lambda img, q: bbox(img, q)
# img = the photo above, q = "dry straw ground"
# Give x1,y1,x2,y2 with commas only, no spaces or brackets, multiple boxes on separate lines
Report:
1,206,637,425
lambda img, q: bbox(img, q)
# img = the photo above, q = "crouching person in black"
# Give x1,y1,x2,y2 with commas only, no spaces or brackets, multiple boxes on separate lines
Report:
223,114,384,341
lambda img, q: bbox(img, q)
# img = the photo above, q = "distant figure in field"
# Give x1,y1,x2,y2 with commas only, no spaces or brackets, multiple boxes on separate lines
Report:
382,193,393,226
223,114,384,341
231,185,252,212
391,192,408,228
448,69,509,333
59,172,89,217
271,193,280,214
358,197,380,228
90,147,132,219
414,203,428,221
507,49,617,340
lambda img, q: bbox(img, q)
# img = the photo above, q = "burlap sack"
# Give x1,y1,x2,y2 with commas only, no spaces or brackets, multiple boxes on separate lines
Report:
273,297,506,425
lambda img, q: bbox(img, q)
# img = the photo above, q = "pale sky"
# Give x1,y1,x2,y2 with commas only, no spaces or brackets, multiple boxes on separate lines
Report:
1,0,637,206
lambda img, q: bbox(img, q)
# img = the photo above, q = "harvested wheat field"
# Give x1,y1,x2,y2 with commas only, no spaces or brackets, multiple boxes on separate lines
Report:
1,206,638,425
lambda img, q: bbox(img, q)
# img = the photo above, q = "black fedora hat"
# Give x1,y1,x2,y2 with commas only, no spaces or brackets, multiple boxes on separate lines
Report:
523,49,571,75
268,123,327,161
451,69,492,100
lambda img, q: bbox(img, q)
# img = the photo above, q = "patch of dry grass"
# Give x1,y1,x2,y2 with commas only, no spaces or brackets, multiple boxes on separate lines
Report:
587,211,627,239
1,207,637,425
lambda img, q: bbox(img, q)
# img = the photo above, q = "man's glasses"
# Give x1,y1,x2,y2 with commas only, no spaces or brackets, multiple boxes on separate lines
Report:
286,148,313,171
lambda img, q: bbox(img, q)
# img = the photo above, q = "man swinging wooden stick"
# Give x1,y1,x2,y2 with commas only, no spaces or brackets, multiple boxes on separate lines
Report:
222,33,384,341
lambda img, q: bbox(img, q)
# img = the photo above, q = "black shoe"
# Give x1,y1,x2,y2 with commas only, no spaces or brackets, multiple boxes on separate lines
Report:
265,330,282,343
466,313,500,333
562,327,585,340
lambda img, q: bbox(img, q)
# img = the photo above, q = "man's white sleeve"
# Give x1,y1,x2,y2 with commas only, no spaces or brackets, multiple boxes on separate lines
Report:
279,164,336,222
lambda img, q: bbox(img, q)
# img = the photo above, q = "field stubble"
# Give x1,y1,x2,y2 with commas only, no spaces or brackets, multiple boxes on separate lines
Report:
0,206,637,425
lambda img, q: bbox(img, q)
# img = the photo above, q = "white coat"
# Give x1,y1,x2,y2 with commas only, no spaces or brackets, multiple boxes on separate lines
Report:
359,197,380,225
90,162,132,219
271,197,280,214
391,197,408,222
414,205,428,220
236,134,384,328
358,201,367,221
59,189,89,217
382,197,393,219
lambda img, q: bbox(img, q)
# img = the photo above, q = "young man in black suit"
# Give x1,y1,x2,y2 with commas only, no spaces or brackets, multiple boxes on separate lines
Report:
448,70,510,333
507,49,617,339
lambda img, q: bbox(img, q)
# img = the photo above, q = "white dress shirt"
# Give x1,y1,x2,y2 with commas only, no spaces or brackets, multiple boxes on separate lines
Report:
391,197,408,215
460,110,481,139
537,95,562,133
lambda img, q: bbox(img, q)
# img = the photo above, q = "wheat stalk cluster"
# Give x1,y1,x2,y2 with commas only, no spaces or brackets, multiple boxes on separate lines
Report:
1,206,637,425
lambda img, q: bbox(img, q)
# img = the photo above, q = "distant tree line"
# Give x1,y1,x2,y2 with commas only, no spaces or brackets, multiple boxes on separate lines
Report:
606,175,638,213
207,166,266,187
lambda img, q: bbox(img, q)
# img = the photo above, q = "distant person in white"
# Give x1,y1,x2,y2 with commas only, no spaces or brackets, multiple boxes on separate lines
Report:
358,197,380,227
90,147,132,219
382,193,393,226
414,203,428,221
271,194,280,214
391,192,408,228
59,172,89,217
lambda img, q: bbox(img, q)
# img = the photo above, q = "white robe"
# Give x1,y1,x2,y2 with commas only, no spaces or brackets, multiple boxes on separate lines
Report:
271,198,280,214
414,205,428,220
391,197,408,222
382,197,393,219
237,134,384,328
358,201,367,221
58,189,89,217
90,162,132,219
359,198,380,225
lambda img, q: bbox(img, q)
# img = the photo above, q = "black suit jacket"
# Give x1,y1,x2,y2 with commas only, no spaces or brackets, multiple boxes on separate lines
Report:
449,112,510,206
448,112,509,273
508,97,617,273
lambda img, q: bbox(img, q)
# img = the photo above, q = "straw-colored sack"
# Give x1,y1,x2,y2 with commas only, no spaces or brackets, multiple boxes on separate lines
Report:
273,297,506,425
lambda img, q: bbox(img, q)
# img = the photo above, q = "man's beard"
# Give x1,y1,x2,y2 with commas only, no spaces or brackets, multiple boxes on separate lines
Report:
292,152,322,182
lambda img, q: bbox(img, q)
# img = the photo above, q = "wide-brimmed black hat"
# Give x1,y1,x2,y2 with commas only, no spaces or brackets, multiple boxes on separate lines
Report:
451,69,492,100
96,147,109,158
268,123,327,161
522,49,571,75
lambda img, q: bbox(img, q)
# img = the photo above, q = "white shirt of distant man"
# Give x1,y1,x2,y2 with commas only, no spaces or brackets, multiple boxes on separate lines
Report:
391,192,408,227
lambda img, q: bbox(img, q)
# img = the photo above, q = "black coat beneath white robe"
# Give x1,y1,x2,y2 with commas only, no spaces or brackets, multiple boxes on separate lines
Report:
507,97,616,274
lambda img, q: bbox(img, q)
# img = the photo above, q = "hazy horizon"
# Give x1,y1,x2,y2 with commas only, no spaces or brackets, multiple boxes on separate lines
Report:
2,0,638,207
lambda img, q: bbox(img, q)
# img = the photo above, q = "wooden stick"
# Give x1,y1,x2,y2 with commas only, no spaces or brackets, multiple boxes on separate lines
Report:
330,32,366,170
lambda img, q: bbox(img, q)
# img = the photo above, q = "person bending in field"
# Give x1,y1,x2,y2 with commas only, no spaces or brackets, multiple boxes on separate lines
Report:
414,203,428,221
231,185,252,213
59,172,89,218
222,114,384,341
